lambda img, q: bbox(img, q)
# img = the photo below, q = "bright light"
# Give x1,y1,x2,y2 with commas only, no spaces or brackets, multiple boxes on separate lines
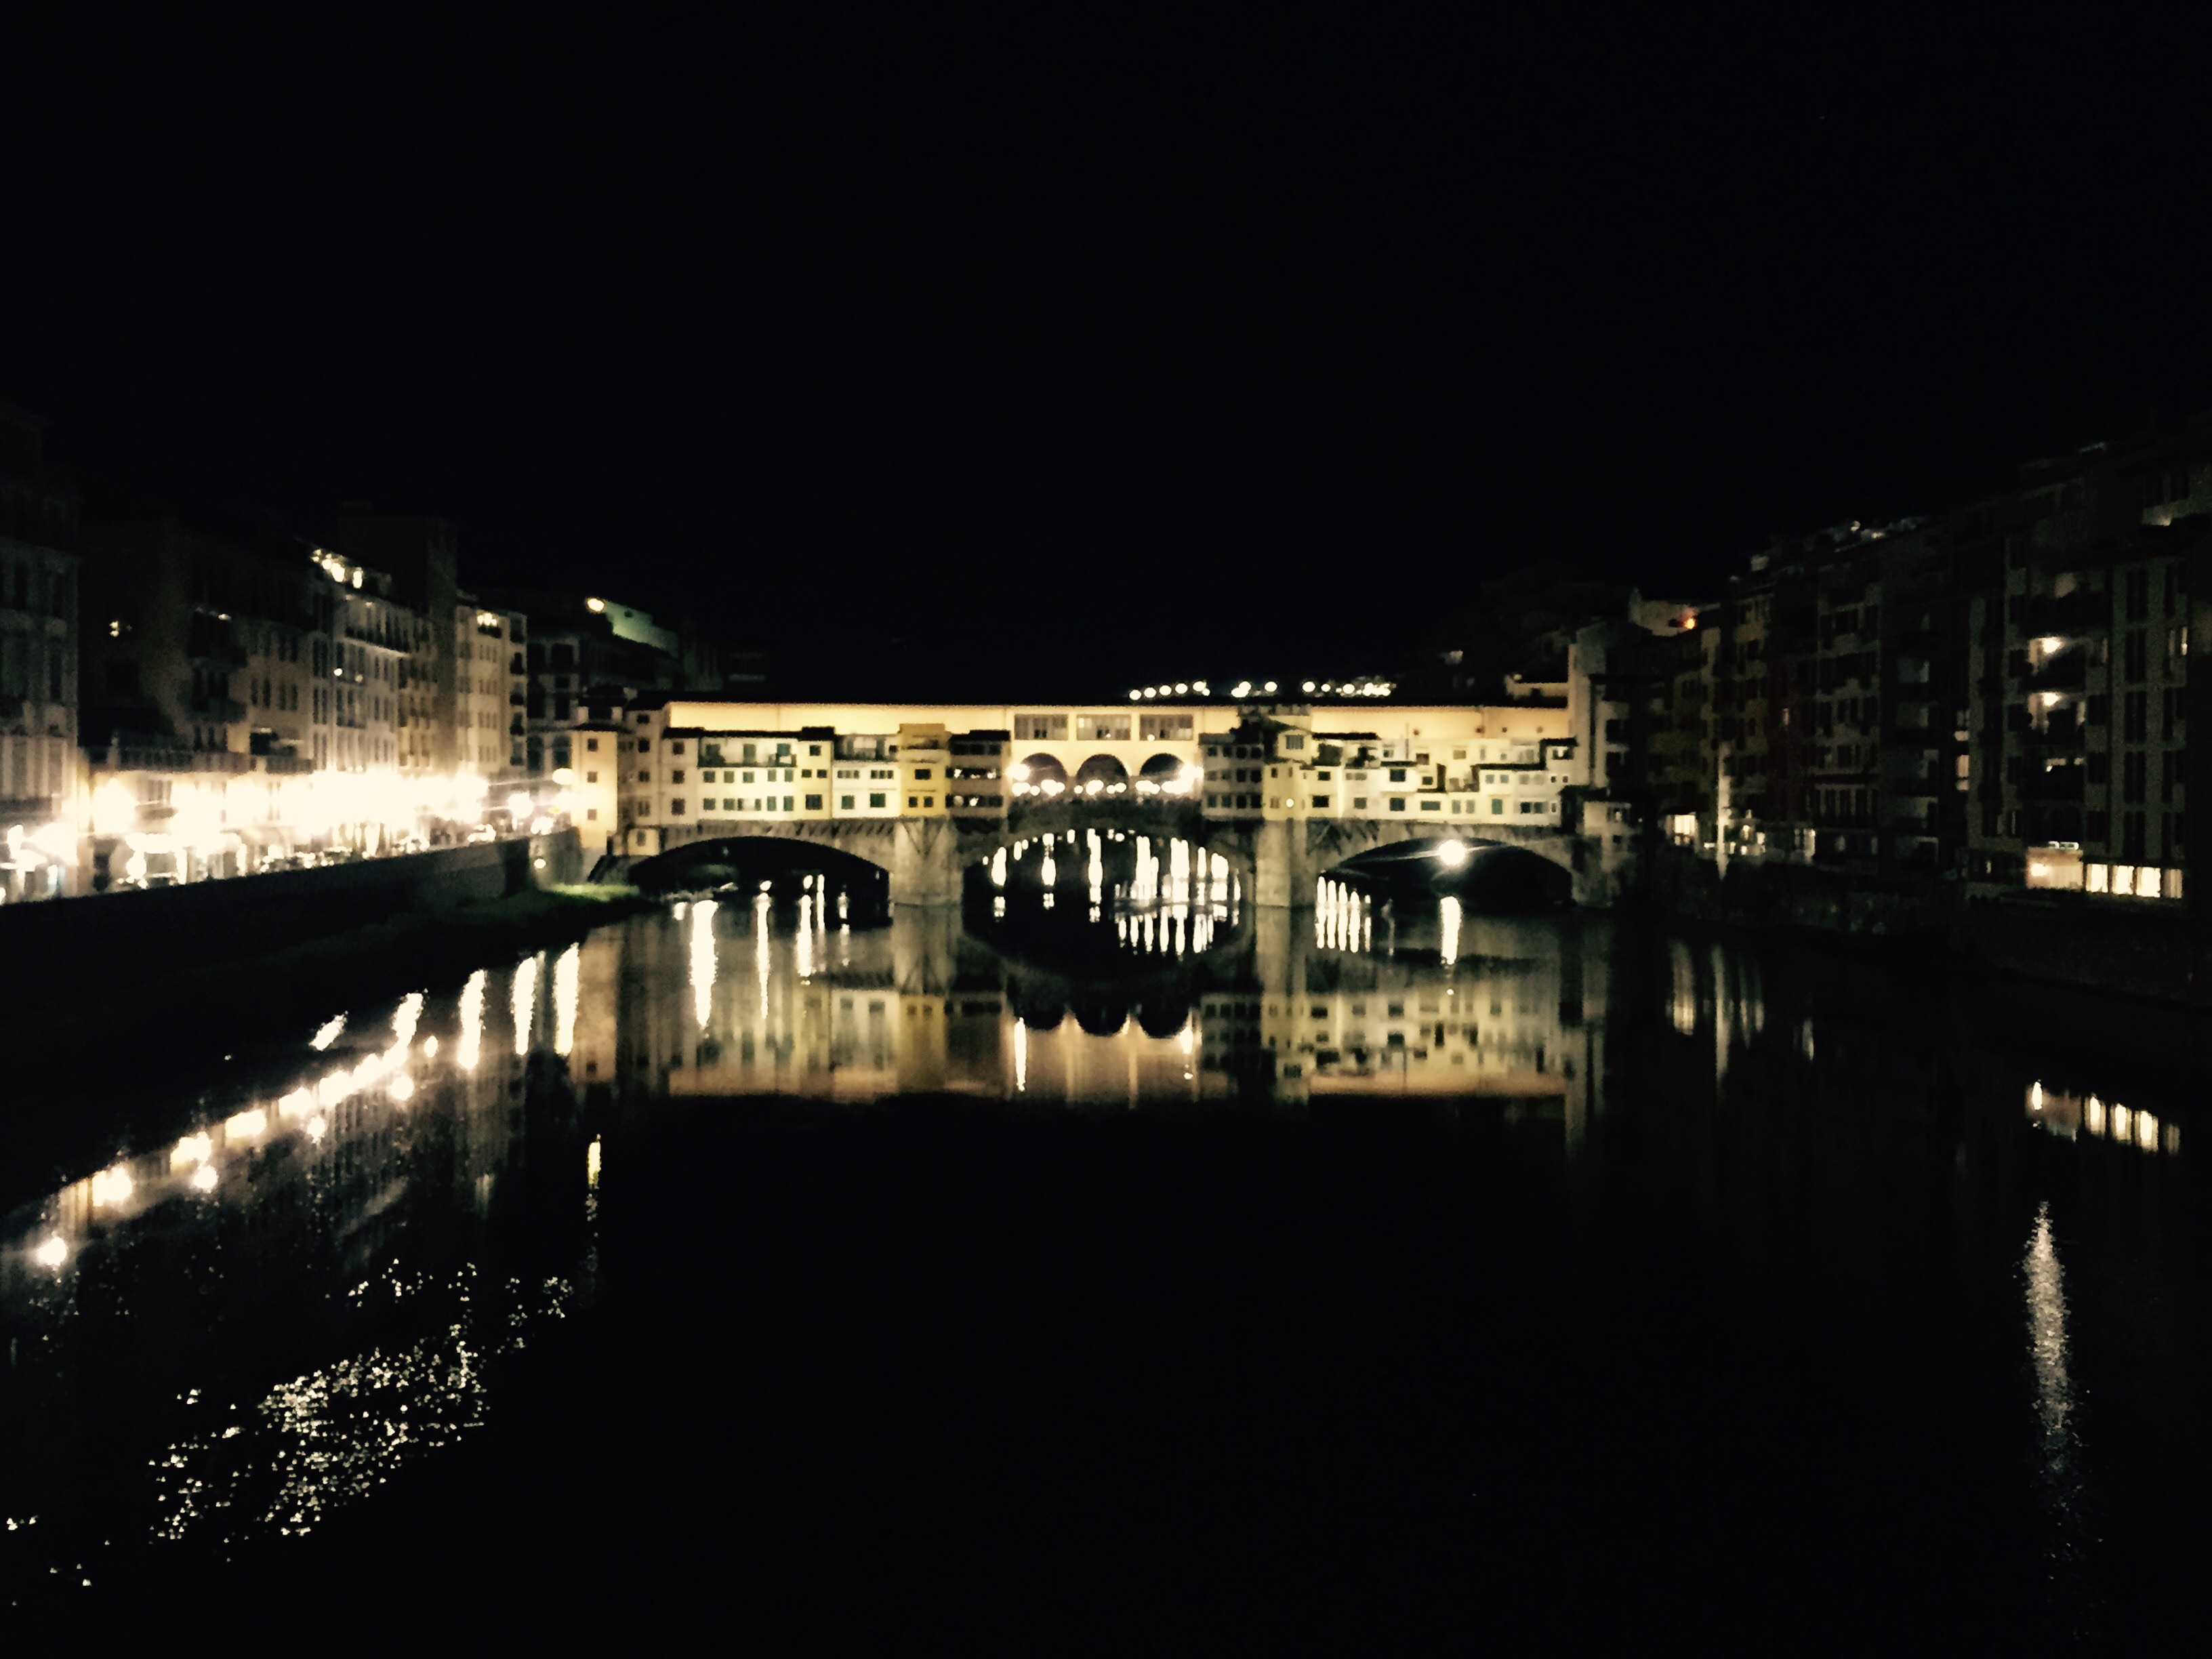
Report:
1303,681,1316,693
33,1235,66,1269
1174,682,1187,695
310,1014,346,1051
506,792,531,819
2037,636,2064,654
171,1132,213,1169
191,1162,219,1191
388,1073,415,1102
91,777,136,836
1263,682,1277,694
90,1166,134,1207
1008,762,1030,782
1434,840,1468,869
530,814,557,836
552,767,576,786
1143,687,1158,698
1129,689,1142,701
226,1108,267,1142
586,597,607,613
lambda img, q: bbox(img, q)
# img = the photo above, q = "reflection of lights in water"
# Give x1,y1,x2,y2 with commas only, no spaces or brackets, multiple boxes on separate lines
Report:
1439,895,1461,966
586,1137,602,1188
191,1162,220,1190
554,943,580,1057
422,1036,439,1059
277,1087,312,1120
310,1014,346,1051
512,954,541,1057
226,1108,267,1143
1015,1020,1028,1092
392,991,424,1048
991,848,1007,887
459,969,487,1071
2023,1200,2085,1574
756,893,772,1015
146,1264,574,1547
1041,851,1057,886
388,1073,415,1103
693,899,720,1025
171,1132,213,1170
34,1234,66,1269
1088,830,1103,904
796,897,815,979
1668,940,1697,1036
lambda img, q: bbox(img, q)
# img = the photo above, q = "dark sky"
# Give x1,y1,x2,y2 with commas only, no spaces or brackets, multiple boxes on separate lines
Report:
7,12,2211,693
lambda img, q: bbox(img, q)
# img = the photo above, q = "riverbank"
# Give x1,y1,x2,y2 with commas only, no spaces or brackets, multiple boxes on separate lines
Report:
1637,839,2212,1004
0,884,659,1211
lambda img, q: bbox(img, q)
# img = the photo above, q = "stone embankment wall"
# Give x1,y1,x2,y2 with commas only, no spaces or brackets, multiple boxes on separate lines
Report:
1643,842,2212,1004
0,830,583,1012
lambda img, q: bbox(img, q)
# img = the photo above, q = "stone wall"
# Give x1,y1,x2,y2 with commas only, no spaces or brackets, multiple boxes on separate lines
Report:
0,830,580,1013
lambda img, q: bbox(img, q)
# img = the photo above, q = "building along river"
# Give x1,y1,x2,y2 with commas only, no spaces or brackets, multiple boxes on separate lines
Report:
1,834,2206,1644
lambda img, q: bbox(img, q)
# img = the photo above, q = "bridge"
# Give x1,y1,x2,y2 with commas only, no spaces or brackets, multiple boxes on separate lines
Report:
622,804,1587,909
586,697,1629,907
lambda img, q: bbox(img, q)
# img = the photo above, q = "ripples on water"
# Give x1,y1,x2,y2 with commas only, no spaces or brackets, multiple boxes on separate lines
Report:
0,865,2202,1637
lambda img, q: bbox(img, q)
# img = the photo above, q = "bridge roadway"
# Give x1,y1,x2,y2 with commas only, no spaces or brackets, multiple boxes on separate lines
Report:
630,800,1586,907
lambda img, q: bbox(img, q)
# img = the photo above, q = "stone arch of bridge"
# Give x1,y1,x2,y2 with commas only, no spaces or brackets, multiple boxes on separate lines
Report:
630,823,900,886
954,806,1258,887
1304,819,1577,878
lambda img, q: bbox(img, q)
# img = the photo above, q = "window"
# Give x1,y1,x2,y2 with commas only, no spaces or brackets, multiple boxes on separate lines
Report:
636,769,650,783
1389,768,1407,782
670,799,686,815
1491,798,1504,815
1076,714,1131,741
924,796,935,808
1312,795,1330,808
913,767,932,781
2125,630,2148,682
1351,797,1367,811
841,795,855,809
1389,798,1406,812
1015,714,1069,741
869,792,886,808
586,737,599,752
2125,752,2147,804
670,769,684,784
781,796,794,811
805,794,823,810
909,796,918,808
741,771,754,783
2126,690,2148,741
586,771,598,783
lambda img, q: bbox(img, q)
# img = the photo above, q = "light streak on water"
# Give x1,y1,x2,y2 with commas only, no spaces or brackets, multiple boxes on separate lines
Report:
512,954,541,1057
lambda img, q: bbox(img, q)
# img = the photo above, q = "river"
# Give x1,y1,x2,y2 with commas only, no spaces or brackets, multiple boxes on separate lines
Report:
2,831,2205,1643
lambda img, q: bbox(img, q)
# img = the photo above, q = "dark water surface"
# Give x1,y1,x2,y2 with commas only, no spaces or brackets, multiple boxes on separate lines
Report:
4,847,2208,1643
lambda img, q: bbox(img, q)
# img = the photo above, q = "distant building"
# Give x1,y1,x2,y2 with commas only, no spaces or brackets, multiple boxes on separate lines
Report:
0,403,82,897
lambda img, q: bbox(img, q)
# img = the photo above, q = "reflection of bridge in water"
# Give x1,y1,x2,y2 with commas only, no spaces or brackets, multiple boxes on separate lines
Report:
584,902,1608,1128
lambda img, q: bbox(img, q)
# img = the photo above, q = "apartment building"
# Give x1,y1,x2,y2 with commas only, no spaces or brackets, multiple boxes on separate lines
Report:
0,403,81,897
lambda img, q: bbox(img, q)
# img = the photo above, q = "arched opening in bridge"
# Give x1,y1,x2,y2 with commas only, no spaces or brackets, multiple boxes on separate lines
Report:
1071,755,1130,800
1011,754,1069,799
1136,752,1196,798
626,835,893,920
1326,836,1569,912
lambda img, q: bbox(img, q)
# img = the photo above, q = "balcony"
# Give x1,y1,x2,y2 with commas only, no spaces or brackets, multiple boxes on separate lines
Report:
189,697,247,723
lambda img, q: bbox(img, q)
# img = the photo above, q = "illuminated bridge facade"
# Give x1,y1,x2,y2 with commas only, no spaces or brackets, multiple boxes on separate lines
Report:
591,698,1631,905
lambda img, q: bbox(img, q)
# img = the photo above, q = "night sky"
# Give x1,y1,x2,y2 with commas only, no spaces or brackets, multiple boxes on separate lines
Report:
7,14,2210,693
